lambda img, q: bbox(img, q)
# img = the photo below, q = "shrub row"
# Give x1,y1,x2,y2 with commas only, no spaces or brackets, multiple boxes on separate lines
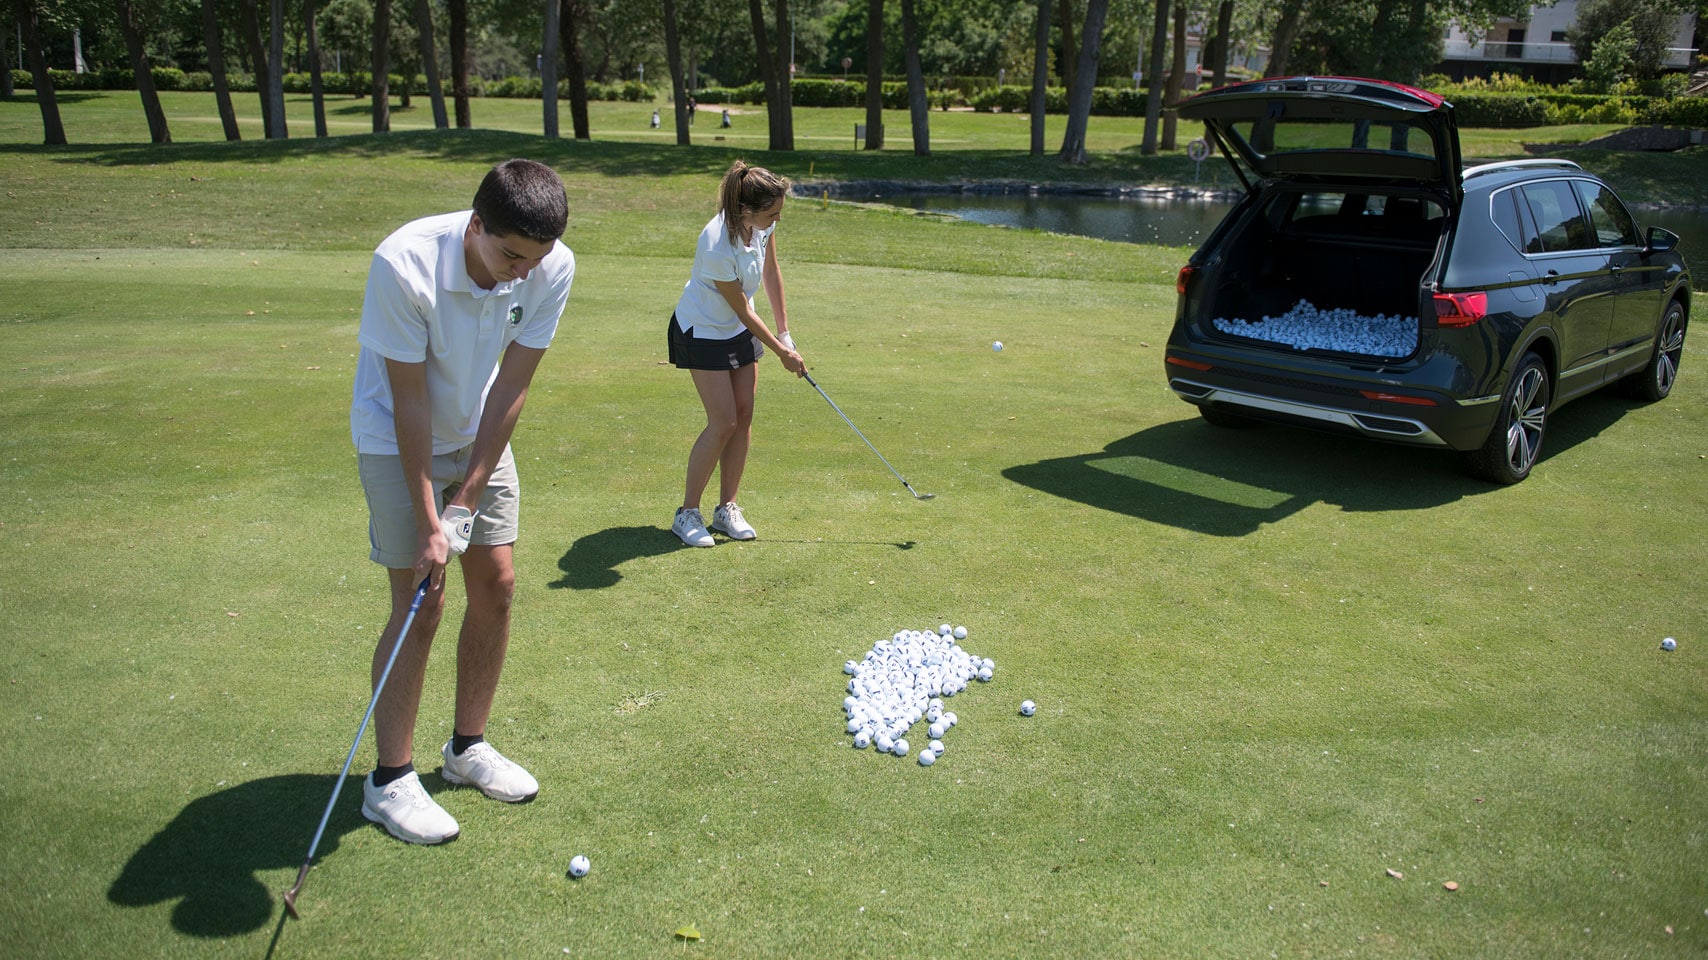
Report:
6,67,656,102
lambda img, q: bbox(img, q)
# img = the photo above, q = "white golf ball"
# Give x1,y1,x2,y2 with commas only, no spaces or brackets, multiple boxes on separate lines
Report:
844,660,858,675
1020,700,1036,717
853,731,871,749
928,721,946,739
929,739,944,754
918,749,937,766
993,341,1004,352
953,625,968,640
875,734,894,753
977,666,993,682
568,855,590,878
942,711,957,727
939,624,953,636
894,738,910,757
1661,637,1677,651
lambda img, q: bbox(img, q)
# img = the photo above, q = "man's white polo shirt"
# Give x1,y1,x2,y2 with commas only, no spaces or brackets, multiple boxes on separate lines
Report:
350,210,574,455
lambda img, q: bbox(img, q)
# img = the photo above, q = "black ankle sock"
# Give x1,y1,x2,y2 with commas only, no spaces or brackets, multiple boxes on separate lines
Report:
372,761,414,787
450,732,485,756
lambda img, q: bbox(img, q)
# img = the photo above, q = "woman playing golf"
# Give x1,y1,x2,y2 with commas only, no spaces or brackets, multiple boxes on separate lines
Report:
668,160,805,547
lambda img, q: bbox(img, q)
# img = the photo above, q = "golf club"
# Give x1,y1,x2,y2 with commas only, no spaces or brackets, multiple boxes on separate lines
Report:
283,574,431,919
802,371,935,500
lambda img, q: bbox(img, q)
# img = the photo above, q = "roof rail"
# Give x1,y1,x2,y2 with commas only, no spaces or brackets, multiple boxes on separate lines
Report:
1462,159,1584,180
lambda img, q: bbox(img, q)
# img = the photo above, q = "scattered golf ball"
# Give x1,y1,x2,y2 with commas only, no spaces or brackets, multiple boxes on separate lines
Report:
953,625,968,640
992,341,1004,352
918,749,937,766
929,739,944,754
1020,700,1036,717
939,624,953,636
568,855,590,878
1662,637,1677,651
894,738,910,757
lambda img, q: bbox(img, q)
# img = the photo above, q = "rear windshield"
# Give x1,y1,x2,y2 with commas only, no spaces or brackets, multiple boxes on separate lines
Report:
1224,116,1444,174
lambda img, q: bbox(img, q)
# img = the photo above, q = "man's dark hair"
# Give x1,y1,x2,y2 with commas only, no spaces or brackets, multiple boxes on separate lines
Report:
471,159,568,243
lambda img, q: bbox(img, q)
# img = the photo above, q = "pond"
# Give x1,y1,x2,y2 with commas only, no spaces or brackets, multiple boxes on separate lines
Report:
860,189,1707,279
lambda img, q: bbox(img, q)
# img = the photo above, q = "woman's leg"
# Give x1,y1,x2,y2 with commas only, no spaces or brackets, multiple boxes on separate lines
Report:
717,364,758,505
684,368,740,509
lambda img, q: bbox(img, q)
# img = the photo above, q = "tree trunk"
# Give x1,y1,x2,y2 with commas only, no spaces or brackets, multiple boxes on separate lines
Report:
237,0,274,135
266,0,287,137
900,0,928,155
1,29,12,99
542,0,560,137
559,0,590,140
1210,0,1233,87
16,0,64,144
1141,0,1167,154
305,0,328,136
746,0,779,146
1058,0,1076,96
199,0,241,139
449,0,470,127
1162,0,1185,149
863,0,884,149
414,0,447,128
1057,0,1107,164
117,0,171,143
371,0,391,132
1265,0,1307,78
1030,0,1050,156
772,0,793,149
662,0,689,144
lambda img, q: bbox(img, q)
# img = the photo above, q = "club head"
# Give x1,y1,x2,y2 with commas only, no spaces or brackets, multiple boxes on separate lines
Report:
282,889,301,920
914,492,936,500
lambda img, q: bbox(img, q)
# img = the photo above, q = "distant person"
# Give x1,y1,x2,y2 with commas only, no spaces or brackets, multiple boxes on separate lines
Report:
666,160,804,548
651,109,661,128
721,108,732,128
687,95,697,125
349,159,575,844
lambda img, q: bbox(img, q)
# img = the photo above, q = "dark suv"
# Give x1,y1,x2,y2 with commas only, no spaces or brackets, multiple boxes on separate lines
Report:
1164,76,1690,483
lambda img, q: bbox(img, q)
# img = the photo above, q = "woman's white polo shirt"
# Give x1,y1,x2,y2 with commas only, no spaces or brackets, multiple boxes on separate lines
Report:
350,210,574,455
673,211,772,339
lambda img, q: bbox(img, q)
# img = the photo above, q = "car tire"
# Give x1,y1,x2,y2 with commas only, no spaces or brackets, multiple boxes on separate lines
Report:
1621,299,1686,403
1197,405,1254,429
1463,352,1549,485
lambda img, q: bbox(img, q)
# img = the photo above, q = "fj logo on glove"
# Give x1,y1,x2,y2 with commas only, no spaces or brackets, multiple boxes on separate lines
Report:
508,305,524,326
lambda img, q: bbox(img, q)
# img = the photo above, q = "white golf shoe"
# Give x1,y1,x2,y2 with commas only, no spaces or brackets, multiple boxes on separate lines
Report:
672,507,714,547
361,771,459,845
440,740,539,803
710,502,757,540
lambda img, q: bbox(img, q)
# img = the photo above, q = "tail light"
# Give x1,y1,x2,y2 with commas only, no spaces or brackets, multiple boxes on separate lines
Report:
1359,390,1438,406
1433,291,1487,328
1176,265,1196,296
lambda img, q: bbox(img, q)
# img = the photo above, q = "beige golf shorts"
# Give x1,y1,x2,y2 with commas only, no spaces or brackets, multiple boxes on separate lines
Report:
357,444,521,568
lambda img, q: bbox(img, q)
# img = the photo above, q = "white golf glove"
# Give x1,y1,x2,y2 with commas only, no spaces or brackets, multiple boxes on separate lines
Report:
440,504,475,555
780,330,797,353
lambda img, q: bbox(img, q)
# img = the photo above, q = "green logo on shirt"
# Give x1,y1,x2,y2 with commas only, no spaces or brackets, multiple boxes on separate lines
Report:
508,305,524,326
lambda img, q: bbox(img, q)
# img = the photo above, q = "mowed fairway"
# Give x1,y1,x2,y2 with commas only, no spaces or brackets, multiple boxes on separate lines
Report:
1,110,1705,958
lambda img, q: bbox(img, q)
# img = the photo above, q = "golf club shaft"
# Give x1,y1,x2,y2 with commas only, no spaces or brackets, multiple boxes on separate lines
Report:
285,575,430,916
802,372,931,498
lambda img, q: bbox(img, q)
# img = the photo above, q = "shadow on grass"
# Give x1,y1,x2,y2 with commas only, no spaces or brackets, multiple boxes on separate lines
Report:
550,524,685,589
550,525,919,589
1004,393,1638,536
107,773,373,937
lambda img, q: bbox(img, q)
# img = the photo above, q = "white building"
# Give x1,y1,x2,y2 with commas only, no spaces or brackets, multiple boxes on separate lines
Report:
1439,0,1699,83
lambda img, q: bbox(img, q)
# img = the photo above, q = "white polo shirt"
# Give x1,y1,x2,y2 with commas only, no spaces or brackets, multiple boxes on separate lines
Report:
350,210,575,455
673,211,773,339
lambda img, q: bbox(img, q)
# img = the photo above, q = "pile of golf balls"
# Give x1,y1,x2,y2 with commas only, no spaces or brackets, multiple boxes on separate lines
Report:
842,624,993,766
1212,299,1417,358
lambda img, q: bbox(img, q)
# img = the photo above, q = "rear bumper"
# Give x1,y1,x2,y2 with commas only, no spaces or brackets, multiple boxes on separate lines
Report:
1165,352,1501,451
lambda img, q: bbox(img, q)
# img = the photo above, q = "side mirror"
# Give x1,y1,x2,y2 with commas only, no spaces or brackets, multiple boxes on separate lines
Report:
1644,226,1679,254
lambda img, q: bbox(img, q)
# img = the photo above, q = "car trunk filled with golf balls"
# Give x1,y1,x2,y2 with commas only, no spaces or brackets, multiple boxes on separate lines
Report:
1184,189,1446,360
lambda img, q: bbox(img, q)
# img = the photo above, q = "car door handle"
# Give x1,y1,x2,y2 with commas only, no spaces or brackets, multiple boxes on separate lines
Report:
1608,264,1622,275
1543,270,1560,285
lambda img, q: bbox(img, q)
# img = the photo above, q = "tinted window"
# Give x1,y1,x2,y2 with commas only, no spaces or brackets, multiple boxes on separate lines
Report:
1490,188,1526,252
1576,181,1640,248
1519,181,1594,253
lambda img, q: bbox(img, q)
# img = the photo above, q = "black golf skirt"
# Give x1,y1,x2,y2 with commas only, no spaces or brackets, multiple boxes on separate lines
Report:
667,313,764,371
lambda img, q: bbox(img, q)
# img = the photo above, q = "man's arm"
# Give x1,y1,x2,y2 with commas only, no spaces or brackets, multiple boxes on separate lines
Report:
449,343,549,513
384,357,450,585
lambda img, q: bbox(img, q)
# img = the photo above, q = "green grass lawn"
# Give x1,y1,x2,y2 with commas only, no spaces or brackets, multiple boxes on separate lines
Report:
0,107,1705,959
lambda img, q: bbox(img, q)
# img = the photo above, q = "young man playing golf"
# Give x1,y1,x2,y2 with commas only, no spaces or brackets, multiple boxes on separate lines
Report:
349,159,574,844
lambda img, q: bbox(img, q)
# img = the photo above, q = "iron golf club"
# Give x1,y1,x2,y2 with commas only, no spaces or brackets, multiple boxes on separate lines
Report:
283,574,431,919
802,371,935,500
